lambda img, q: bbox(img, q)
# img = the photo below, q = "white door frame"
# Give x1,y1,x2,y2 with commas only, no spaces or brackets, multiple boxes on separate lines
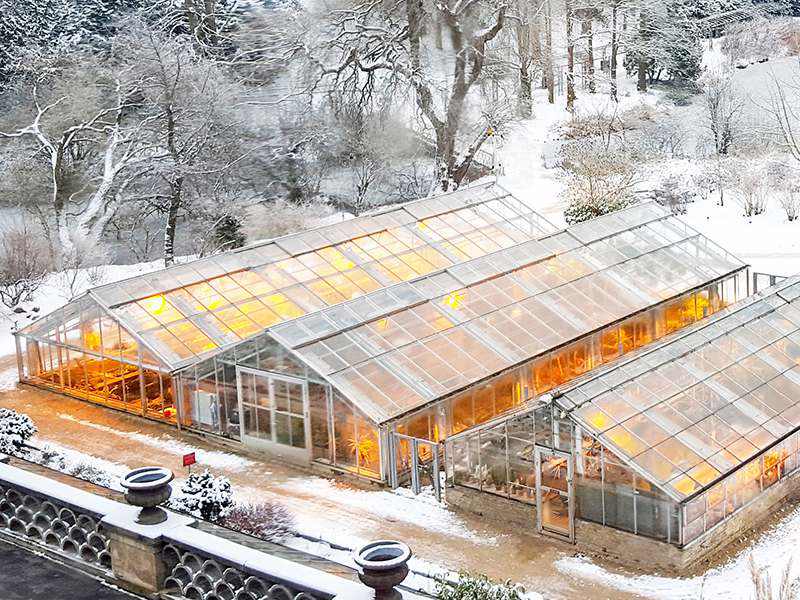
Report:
535,446,574,542
235,366,311,463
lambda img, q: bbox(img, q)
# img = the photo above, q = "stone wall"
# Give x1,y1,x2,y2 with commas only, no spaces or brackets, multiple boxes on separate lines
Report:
445,485,538,535
448,472,800,574
0,461,401,600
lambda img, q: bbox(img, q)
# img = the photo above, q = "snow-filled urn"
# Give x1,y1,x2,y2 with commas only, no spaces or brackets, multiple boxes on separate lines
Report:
353,540,412,599
121,466,174,525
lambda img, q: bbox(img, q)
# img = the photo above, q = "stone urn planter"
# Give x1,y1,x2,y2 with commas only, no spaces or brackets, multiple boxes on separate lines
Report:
353,540,412,600
121,466,174,525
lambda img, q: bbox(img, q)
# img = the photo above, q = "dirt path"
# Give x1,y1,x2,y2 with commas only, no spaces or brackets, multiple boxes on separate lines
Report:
0,366,649,599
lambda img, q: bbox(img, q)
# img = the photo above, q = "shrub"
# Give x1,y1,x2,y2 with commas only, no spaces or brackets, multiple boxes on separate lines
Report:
560,140,640,225
170,470,234,522
68,462,113,487
0,219,52,310
0,408,37,455
779,187,800,222
436,572,524,600
223,502,296,542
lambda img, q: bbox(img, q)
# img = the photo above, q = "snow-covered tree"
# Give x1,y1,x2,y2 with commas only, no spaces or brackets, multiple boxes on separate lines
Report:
170,470,234,522
302,0,509,192
0,51,155,267
0,409,37,456
700,69,744,156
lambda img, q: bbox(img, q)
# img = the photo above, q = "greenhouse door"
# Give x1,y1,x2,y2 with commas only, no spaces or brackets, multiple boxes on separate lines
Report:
389,433,442,502
235,367,309,462
535,448,574,541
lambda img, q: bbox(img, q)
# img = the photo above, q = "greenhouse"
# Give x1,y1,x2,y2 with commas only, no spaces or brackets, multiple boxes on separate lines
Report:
14,183,747,493
446,275,800,562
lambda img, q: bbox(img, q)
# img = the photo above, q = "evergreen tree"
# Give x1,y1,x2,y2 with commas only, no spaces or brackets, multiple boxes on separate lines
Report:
213,215,247,251
623,0,704,87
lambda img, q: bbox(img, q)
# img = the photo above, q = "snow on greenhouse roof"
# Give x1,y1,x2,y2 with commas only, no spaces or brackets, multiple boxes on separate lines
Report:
560,275,800,502
280,204,746,424
19,182,556,370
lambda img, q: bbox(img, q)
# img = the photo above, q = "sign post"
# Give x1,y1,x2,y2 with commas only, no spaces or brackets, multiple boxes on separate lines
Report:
182,452,196,475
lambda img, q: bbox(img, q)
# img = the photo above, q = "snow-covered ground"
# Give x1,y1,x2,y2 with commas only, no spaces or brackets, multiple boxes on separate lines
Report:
558,502,799,600
57,413,255,472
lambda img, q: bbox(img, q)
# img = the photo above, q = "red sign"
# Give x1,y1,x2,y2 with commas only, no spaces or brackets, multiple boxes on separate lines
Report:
182,452,196,467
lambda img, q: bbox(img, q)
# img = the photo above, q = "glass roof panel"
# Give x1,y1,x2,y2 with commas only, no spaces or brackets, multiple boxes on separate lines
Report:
565,273,800,499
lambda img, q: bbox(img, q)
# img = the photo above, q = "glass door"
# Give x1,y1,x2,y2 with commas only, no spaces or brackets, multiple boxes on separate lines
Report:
535,447,573,541
236,367,309,461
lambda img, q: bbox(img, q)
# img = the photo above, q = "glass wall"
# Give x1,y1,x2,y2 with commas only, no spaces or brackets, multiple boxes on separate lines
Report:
173,329,383,479
574,433,680,543
446,408,682,545
396,275,742,446
681,431,800,544
19,300,176,422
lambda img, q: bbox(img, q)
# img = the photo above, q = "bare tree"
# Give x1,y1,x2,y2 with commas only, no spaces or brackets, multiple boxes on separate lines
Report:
565,0,577,111
119,27,256,265
544,0,555,104
701,70,744,156
0,219,52,310
0,55,154,266
609,0,621,101
307,0,508,192
766,72,800,165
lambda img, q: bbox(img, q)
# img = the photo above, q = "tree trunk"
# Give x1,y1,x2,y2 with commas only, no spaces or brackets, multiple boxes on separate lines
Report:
611,2,618,102
585,15,595,94
203,0,218,46
434,16,443,50
544,0,555,104
51,151,74,265
184,0,199,39
566,0,576,111
517,18,533,117
637,10,648,92
163,178,183,266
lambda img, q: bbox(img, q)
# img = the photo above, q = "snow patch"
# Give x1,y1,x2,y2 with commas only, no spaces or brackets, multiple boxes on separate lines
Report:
275,477,498,545
557,503,800,600
57,413,254,472
0,366,18,392
29,439,130,492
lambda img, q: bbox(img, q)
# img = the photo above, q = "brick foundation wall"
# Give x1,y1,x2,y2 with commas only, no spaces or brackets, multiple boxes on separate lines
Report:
447,471,800,574
445,485,538,535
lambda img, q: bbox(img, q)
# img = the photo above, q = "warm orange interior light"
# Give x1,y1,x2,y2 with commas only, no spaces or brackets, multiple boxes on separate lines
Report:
672,476,698,496
443,291,465,310
83,330,101,351
141,295,167,315
589,412,609,430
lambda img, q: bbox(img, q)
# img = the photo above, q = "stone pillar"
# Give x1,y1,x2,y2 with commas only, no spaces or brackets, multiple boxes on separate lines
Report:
106,528,168,593
101,509,195,595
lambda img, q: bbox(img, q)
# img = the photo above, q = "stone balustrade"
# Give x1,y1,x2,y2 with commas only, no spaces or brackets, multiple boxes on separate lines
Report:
0,458,417,600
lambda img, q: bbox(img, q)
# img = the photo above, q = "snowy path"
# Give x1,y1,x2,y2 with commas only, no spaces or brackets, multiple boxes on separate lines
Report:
0,373,640,599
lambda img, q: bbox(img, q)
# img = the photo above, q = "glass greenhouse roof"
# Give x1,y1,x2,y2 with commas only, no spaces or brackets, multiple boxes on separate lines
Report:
561,275,800,502
20,183,555,369
283,206,745,424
